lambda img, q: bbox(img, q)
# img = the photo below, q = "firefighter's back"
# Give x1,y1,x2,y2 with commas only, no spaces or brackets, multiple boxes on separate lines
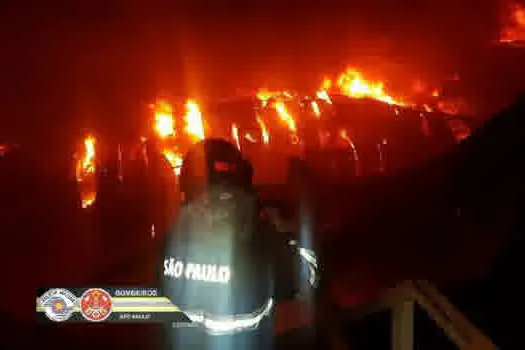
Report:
161,184,275,349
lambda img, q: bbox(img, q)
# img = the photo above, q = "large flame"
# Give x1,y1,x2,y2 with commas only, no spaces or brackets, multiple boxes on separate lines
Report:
153,100,175,138
335,68,405,106
184,99,205,142
76,135,97,209
501,2,525,44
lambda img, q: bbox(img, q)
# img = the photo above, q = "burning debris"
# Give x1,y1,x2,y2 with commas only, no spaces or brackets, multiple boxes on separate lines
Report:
141,67,471,179
72,65,472,202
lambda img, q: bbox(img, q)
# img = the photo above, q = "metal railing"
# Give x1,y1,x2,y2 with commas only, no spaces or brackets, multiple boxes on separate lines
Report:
342,280,498,350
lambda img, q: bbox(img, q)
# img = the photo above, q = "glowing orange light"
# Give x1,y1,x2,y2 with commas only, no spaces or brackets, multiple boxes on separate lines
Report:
274,101,297,133
185,99,205,142
153,100,175,138
311,101,321,118
76,134,97,209
256,116,270,145
336,68,404,106
163,149,184,176
231,123,241,151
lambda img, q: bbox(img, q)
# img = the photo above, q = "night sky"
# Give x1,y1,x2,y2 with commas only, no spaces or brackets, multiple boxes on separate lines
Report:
1,0,522,145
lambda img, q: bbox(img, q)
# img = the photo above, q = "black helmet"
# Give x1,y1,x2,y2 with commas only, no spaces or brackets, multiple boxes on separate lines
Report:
179,138,253,202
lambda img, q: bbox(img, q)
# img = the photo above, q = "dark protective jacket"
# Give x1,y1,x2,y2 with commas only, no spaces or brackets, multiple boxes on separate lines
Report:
159,183,313,336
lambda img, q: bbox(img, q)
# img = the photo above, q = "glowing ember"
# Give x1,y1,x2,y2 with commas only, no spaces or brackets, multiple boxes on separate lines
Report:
245,133,256,143
256,116,270,144
185,100,205,142
339,129,360,176
163,149,184,176
336,68,404,106
447,119,471,143
423,104,433,113
501,2,525,44
153,100,175,138
311,101,321,118
231,123,241,151
81,193,97,209
274,101,297,133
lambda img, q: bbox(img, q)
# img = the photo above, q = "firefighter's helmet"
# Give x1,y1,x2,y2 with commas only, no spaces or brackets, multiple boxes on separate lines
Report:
179,138,253,202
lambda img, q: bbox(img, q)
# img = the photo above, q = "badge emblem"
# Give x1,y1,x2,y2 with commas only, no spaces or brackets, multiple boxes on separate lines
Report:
38,289,77,322
80,288,112,322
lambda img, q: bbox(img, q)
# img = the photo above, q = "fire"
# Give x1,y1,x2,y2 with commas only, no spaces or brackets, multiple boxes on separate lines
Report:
81,193,97,209
76,134,97,209
256,88,294,108
501,2,525,44
336,68,404,106
76,135,96,182
245,133,256,143
274,101,297,133
231,123,241,151
316,79,333,104
256,116,270,144
163,149,184,176
184,100,205,142
339,129,360,176
311,101,321,118
153,100,175,138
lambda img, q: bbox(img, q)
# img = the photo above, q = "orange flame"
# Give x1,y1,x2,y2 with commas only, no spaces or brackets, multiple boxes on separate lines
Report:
316,79,333,104
76,135,96,182
76,135,97,208
256,116,270,144
339,129,361,176
163,149,184,176
231,123,241,151
336,68,404,106
245,133,256,143
256,88,294,108
153,100,175,138
184,99,205,142
311,100,321,118
274,101,297,133
81,193,97,209
501,2,525,43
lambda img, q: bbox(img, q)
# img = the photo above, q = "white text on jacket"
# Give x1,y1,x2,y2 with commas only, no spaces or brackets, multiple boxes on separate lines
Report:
163,258,231,284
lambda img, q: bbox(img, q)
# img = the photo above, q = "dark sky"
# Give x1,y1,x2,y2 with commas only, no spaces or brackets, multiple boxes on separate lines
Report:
1,0,521,144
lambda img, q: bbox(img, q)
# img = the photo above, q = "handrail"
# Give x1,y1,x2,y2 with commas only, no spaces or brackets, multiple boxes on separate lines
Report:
342,280,498,350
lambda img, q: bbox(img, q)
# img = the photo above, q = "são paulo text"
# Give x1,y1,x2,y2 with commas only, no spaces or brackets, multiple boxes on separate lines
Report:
163,258,231,284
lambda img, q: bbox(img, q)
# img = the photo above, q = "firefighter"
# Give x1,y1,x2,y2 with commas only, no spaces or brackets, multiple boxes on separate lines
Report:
159,138,318,349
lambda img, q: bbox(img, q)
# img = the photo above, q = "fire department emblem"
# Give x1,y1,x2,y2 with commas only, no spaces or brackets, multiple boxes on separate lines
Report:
38,289,77,322
80,288,112,322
